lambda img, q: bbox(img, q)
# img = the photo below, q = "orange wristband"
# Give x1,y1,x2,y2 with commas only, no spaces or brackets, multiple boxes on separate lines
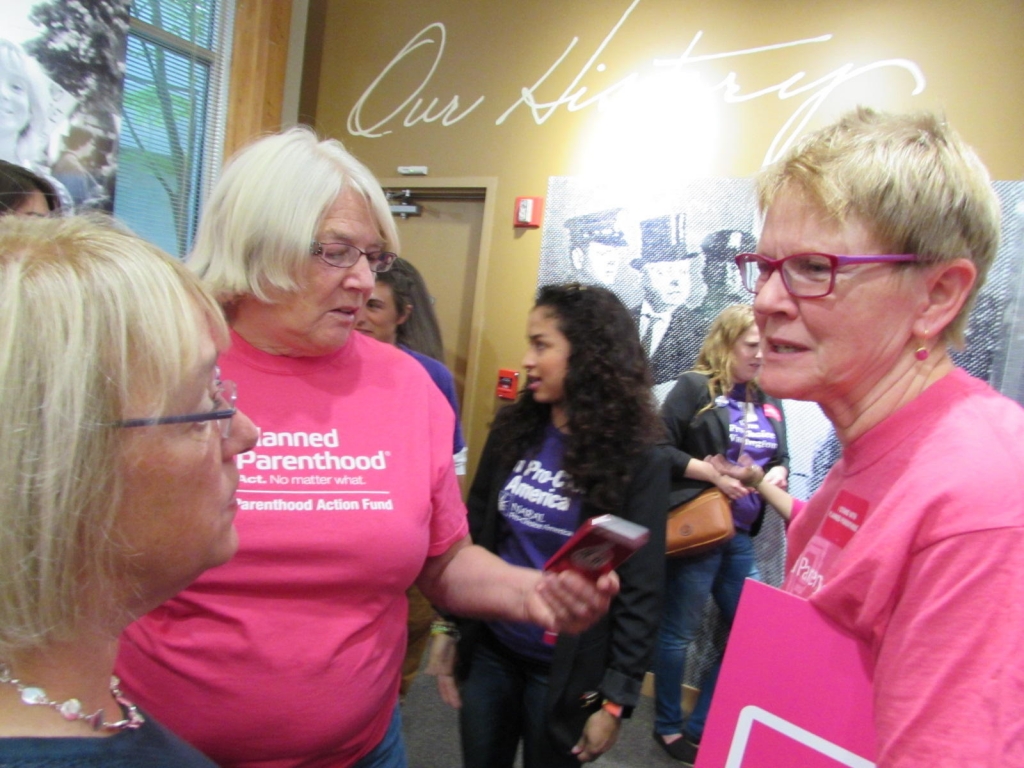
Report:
601,700,623,719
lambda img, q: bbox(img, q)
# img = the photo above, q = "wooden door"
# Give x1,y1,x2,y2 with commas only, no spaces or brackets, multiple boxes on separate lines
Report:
383,187,485,411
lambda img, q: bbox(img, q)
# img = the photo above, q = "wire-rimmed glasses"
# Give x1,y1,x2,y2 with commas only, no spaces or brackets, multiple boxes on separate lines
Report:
735,252,919,299
310,241,397,273
116,378,238,439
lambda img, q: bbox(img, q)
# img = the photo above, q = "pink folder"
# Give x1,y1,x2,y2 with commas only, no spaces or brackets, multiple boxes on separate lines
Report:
694,580,877,768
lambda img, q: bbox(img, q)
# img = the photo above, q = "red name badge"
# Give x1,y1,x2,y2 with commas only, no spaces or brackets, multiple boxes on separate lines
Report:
819,490,869,549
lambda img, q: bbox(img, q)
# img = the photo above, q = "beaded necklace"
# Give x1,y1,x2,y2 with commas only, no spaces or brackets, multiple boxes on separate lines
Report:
0,662,145,732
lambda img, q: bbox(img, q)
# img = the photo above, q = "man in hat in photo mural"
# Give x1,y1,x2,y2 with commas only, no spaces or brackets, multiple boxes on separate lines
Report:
562,207,643,306
697,228,757,323
631,213,707,401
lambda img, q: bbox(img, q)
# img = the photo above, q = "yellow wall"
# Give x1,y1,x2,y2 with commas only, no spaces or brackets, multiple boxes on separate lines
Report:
306,0,1024,478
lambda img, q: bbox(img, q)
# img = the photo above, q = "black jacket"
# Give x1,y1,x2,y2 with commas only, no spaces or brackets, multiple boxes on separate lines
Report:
661,371,789,535
630,304,707,385
456,410,668,753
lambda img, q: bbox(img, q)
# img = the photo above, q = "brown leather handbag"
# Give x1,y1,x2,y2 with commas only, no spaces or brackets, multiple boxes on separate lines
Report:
666,488,735,557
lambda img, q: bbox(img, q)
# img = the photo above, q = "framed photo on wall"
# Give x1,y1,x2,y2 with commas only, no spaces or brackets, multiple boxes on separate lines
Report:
0,0,132,210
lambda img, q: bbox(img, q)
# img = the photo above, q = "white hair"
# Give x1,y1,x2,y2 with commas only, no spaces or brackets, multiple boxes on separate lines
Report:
188,126,399,303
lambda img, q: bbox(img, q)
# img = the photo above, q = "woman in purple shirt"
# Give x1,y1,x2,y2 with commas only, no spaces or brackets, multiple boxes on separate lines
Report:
653,304,789,765
443,283,668,767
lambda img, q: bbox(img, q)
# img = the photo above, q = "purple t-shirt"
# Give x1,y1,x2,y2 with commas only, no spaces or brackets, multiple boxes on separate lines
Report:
489,423,581,661
725,384,779,530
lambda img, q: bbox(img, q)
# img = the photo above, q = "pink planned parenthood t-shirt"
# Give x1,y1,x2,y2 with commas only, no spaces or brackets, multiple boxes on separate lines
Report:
117,330,468,768
783,369,1024,767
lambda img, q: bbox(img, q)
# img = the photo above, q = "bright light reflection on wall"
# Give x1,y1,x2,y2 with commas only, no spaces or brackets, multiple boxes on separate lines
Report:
573,69,721,202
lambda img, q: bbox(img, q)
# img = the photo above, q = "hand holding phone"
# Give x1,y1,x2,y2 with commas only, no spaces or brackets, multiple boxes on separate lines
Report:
544,514,650,579
540,515,647,644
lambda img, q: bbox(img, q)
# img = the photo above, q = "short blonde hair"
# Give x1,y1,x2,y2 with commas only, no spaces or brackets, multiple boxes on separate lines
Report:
0,214,227,654
756,107,1000,345
188,126,399,303
693,304,756,406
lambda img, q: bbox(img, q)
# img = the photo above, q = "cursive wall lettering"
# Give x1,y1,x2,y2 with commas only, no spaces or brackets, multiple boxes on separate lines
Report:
346,1,926,165
347,23,485,139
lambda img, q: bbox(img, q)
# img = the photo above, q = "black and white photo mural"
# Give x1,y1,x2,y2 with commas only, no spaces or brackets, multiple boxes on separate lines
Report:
0,0,132,210
538,176,1024,688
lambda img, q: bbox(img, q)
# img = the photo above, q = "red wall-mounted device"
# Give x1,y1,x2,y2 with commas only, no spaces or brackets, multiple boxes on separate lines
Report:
513,196,544,228
496,369,519,400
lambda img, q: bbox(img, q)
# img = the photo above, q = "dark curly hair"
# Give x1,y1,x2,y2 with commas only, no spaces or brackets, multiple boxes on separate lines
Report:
494,283,662,512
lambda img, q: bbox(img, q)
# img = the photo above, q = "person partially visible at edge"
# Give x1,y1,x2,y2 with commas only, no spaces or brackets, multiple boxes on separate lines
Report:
116,126,617,768
653,304,789,766
743,106,1023,767
354,256,468,701
355,256,467,475
0,159,61,216
0,42,74,210
439,283,667,766
0,215,258,766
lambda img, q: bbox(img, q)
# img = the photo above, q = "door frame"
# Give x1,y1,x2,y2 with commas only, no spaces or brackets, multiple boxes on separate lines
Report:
378,176,499,459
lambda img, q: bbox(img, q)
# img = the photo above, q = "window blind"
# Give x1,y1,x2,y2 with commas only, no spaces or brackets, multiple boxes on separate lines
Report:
113,0,233,258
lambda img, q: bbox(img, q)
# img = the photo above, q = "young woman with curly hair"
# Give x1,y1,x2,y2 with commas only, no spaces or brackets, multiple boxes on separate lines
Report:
442,283,669,767
652,304,789,765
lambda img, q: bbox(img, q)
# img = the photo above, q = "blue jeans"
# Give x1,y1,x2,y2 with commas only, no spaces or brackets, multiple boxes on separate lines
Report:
459,636,579,768
653,532,758,740
354,704,407,768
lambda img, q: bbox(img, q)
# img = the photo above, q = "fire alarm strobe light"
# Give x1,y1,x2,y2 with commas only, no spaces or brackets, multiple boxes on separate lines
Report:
513,196,543,228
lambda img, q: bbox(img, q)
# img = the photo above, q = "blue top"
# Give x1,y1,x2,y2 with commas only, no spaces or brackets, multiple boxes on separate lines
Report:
401,346,466,455
0,712,217,767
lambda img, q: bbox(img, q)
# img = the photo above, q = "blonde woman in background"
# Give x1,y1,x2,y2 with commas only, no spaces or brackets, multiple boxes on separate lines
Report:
653,304,789,765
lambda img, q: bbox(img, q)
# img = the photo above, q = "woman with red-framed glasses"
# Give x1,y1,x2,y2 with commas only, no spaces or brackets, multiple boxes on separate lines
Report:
740,107,1023,768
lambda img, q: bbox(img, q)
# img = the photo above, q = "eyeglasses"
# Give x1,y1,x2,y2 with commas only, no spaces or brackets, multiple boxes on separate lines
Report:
735,252,919,299
116,377,238,439
310,241,397,273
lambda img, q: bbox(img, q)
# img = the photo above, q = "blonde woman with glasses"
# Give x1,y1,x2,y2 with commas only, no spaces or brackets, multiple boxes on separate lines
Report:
0,215,258,765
